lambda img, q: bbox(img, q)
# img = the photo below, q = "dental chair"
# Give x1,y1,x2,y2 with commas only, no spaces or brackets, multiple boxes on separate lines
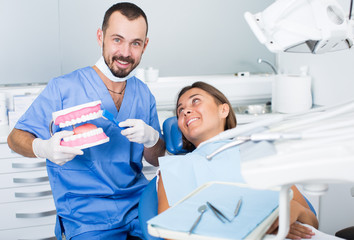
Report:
138,116,316,240
138,117,187,240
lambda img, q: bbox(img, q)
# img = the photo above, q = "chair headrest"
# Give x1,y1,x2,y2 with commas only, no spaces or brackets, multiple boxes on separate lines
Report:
162,117,188,155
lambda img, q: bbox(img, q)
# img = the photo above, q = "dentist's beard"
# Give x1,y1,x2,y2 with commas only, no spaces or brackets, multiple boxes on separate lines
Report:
106,55,136,78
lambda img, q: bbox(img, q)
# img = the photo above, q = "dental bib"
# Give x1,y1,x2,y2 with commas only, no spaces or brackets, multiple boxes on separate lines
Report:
95,56,136,82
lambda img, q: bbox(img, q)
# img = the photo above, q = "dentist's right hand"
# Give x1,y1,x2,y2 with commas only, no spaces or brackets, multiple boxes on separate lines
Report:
32,131,83,166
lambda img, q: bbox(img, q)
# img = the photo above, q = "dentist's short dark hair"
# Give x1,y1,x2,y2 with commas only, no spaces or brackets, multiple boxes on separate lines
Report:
102,2,148,35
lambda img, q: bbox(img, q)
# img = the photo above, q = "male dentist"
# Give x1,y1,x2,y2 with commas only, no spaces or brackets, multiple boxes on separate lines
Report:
7,2,165,240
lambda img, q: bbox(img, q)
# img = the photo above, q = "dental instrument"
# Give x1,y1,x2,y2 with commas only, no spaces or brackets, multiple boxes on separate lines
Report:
206,201,231,223
233,197,242,218
189,204,207,235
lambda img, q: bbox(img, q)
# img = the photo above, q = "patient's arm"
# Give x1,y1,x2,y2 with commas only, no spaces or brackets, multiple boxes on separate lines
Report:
157,173,170,214
291,185,319,229
267,185,319,239
157,174,173,240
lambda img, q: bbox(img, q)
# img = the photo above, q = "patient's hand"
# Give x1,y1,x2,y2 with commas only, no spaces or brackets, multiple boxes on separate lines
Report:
266,200,316,239
267,221,315,239
288,222,315,239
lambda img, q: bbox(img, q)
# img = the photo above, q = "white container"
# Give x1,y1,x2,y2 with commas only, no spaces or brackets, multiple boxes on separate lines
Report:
0,93,8,126
135,68,145,82
145,67,159,82
272,74,312,113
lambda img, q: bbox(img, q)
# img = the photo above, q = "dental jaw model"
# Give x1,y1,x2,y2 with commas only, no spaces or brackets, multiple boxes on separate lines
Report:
51,101,109,149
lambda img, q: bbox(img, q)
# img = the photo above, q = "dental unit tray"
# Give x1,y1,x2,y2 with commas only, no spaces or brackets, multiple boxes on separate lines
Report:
50,100,111,149
148,182,282,240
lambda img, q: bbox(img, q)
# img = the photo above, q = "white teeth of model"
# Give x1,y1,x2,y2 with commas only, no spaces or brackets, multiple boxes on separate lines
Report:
64,121,71,127
63,122,70,128
81,115,87,123
87,113,93,121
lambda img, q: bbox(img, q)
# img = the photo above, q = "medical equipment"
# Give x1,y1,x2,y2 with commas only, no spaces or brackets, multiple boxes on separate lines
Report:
203,99,354,240
189,204,207,235
244,0,354,54
233,197,243,218
206,201,231,223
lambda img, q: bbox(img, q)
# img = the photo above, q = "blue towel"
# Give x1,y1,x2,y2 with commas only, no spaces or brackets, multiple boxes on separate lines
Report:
148,183,279,239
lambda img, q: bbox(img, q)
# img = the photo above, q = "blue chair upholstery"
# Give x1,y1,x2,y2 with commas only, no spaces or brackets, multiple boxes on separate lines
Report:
162,116,187,155
138,176,163,240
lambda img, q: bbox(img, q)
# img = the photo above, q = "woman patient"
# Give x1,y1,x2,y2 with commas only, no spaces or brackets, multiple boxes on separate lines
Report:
157,81,319,239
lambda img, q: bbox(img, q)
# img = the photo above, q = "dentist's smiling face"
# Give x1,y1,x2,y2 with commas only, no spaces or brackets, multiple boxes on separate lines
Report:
176,88,229,147
100,11,148,78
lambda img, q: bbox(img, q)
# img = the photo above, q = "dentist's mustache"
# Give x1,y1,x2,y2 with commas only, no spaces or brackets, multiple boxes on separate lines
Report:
112,56,134,64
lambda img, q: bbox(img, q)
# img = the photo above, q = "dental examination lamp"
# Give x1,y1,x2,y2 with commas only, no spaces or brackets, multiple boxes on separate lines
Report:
244,0,354,54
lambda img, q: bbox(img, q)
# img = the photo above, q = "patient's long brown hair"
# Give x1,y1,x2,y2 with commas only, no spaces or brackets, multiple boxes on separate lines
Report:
176,81,237,151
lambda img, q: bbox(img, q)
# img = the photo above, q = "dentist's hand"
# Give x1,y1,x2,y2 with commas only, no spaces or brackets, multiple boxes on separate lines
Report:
32,131,83,166
119,119,159,148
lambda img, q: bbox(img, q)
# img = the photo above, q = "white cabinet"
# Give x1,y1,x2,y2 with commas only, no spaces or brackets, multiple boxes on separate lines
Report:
0,144,56,240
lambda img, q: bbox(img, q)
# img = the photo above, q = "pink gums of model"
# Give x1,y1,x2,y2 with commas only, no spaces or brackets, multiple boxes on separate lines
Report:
52,101,110,149
60,123,109,149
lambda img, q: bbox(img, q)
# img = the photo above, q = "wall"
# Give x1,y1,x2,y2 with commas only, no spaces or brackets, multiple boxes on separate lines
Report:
0,0,275,85
0,0,61,85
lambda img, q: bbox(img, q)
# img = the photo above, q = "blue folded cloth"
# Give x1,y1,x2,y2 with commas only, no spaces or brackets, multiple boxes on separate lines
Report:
148,183,279,239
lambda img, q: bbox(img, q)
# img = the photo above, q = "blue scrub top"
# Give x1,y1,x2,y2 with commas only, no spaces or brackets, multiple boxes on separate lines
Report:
15,67,162,239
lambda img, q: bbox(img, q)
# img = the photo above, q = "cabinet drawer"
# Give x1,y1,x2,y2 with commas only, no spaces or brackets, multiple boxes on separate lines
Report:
0,184,52,204
0,224,56,240
0,170,49,189
0,157,46,174
0,198,56,230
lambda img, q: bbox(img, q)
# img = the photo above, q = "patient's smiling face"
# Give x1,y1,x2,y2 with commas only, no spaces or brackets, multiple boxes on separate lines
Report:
177,88,229,147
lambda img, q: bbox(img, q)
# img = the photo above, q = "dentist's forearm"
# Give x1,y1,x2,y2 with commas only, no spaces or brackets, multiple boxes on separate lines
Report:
7,128,37,158
143,137,165,167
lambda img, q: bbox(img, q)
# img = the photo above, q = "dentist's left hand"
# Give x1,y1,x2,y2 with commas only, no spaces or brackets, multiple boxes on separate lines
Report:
119,119,159,148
